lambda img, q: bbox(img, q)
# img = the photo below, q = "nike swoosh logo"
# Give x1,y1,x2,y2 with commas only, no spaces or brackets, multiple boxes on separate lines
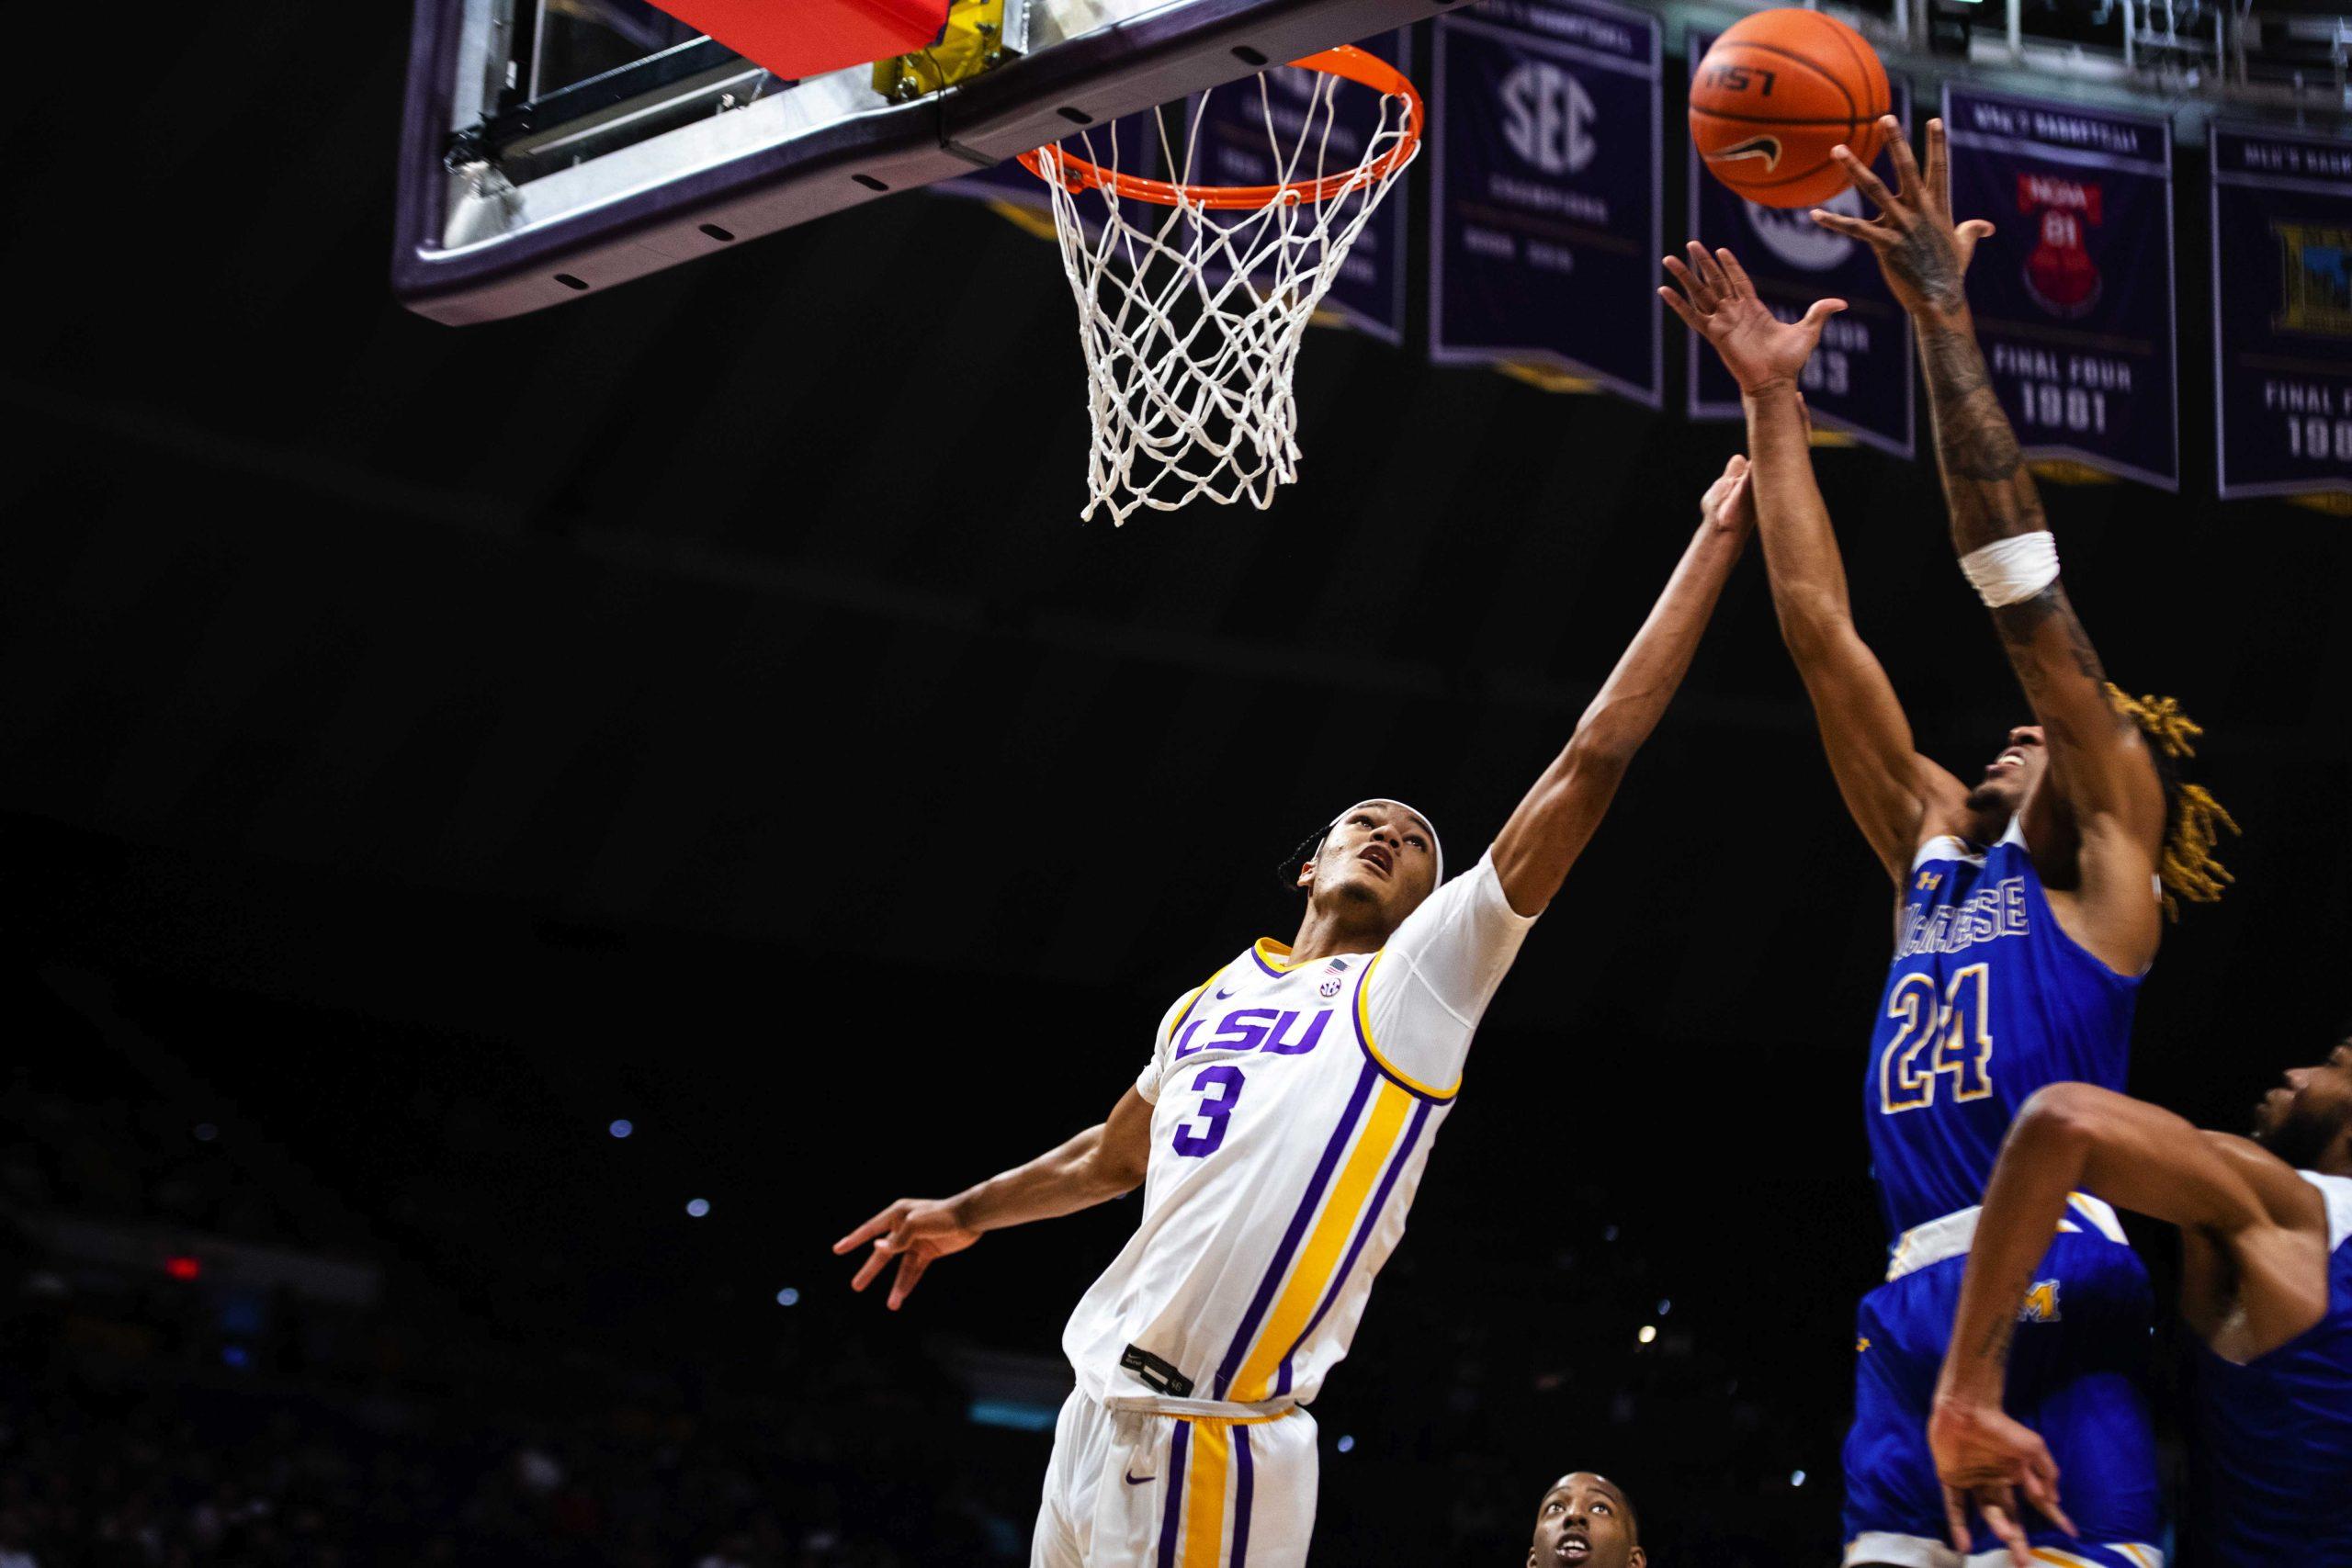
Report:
1214,987,1237,999
1708,135,1782,171
1125,1470,1154,1485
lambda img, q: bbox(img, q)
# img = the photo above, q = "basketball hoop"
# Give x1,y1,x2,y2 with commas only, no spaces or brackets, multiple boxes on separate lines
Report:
1018,47,1422,525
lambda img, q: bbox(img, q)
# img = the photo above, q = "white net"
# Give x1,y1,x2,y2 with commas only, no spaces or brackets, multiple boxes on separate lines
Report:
1028,61,1419,525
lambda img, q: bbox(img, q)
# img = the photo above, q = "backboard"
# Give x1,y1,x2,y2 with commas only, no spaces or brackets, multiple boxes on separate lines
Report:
395,0,1465,323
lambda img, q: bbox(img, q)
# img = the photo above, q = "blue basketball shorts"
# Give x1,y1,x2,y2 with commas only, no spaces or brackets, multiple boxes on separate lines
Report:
1841,1225,2164,1568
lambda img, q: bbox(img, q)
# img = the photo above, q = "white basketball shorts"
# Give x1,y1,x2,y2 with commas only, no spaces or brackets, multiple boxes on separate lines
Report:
1031,1390,1317,1568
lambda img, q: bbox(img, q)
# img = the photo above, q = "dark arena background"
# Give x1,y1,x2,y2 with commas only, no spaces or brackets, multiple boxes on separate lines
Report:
4,1,2349,1564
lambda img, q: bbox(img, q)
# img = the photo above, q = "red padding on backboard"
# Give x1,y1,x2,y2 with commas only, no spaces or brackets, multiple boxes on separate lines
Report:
642,0,951,80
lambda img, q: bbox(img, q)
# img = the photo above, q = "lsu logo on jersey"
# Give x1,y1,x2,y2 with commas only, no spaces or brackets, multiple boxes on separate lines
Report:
1173,1006,1334,1062
2019,1280,2062,1323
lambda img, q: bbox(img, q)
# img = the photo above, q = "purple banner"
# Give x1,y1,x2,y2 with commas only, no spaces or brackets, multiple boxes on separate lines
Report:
1430,0,1663,404
2211,124,2352,501
1942,86,2178,489
1686,30,1914,456
1185,31,1414,344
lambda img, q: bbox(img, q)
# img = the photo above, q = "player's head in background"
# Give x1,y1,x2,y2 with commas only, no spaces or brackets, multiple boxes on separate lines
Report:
1959,685,2236,919
2252,1038,2352,1176
1526,1472,1643,1568
1283,799,1443,937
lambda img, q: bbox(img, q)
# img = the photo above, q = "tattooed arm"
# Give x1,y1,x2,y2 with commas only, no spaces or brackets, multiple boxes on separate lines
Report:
1815,118,2165,965
1928,1083,2328,1564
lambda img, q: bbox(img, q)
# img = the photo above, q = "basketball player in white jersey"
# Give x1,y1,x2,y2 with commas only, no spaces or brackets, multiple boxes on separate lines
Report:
833,462,1760,1568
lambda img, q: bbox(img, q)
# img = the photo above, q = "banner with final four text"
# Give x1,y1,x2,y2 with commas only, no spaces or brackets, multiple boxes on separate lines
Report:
1942,86,2179,489
2211,125,2352,501
1429,0,1663,403
1687,29,1915,457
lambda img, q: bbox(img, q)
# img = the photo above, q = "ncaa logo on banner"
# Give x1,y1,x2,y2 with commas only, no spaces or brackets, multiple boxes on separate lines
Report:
1500,61,1598,175
1742,186,1862,272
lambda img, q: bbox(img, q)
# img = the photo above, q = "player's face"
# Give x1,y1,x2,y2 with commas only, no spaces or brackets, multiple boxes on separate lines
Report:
1526,1473,1642,1568
1299,803,1438,921
1967,725,2048,818
2252,1042,2352,1169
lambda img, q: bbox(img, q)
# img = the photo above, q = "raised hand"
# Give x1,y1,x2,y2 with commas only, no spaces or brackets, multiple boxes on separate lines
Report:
1699,453,1758,539
833,1196,981,1311
1928,1393,2076,1567
1659,242,1846,396
1810,117,1996,324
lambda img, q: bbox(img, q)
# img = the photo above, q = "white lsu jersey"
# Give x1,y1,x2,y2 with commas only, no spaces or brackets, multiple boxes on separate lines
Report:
1062,852,1536,1416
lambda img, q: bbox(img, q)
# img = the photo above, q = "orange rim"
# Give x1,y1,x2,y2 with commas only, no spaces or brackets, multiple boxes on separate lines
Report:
1015,46,1423,210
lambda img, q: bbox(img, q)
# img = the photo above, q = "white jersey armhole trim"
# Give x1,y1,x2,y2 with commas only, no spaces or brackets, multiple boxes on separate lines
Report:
2297,1170,2352,1252
1911,834,1984,872
1352,951,1461,1103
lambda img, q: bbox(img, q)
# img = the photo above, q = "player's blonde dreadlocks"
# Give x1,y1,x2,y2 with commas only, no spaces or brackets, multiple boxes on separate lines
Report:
2105,683,2239,919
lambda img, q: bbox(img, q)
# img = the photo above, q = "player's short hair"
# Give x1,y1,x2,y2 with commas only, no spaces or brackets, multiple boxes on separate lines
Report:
2106,684,2238,919
1276,800,1445,892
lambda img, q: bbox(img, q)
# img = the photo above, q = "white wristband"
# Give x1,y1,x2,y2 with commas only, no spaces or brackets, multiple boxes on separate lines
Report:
1959,533,2060,608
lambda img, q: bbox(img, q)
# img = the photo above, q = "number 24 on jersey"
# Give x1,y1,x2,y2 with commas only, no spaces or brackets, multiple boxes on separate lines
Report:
1880,964,1996,1113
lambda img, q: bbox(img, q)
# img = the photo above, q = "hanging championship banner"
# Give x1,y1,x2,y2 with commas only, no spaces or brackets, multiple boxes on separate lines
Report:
1685,31,1914,456
2211,124,2352,501
1942,86,2178,489
1430,0,1663,404
1185,31,1414,344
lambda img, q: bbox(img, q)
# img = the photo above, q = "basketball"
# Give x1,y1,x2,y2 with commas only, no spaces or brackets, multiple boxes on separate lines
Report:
1690,8,1892,209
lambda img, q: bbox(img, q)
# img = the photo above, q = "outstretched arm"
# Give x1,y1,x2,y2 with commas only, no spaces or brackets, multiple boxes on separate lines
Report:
833,1084,1154,1310
1487,461,1754,916
1929,1083,2328,1562
1662,243,1966,883
1817,121,2165,949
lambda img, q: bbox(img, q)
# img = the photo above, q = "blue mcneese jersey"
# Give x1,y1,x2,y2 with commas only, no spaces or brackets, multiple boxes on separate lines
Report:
1864,823,2143,1238
2190,1172,2352,1568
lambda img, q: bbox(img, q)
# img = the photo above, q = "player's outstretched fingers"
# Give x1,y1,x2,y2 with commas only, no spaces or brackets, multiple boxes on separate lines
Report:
1714,247,1758,299
1879,115,1920,196
1941,1484,1973,1558
1807,208,1880,244
887,1251,931,1311
1797,298,1849,334
1954,219,1996,272
849,1235,898,1292
1661,254,1711,312
1686,240,1727,297
1658,286,1702,333
1923,118,1951,207
834,1201,905,1255
2020,1458,2076,1540
1978,1492,2033,1568
1833,145,1899,217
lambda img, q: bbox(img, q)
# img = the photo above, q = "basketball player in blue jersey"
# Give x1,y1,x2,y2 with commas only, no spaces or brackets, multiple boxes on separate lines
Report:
1664,117,2232,1568
1928,1049,2352,1567
1527,1472,1644,1568
832,465,1762,1568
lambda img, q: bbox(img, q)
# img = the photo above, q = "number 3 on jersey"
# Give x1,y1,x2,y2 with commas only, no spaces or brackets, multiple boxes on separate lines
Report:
1173,1065,1245,1156
1880,964,1996,1113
